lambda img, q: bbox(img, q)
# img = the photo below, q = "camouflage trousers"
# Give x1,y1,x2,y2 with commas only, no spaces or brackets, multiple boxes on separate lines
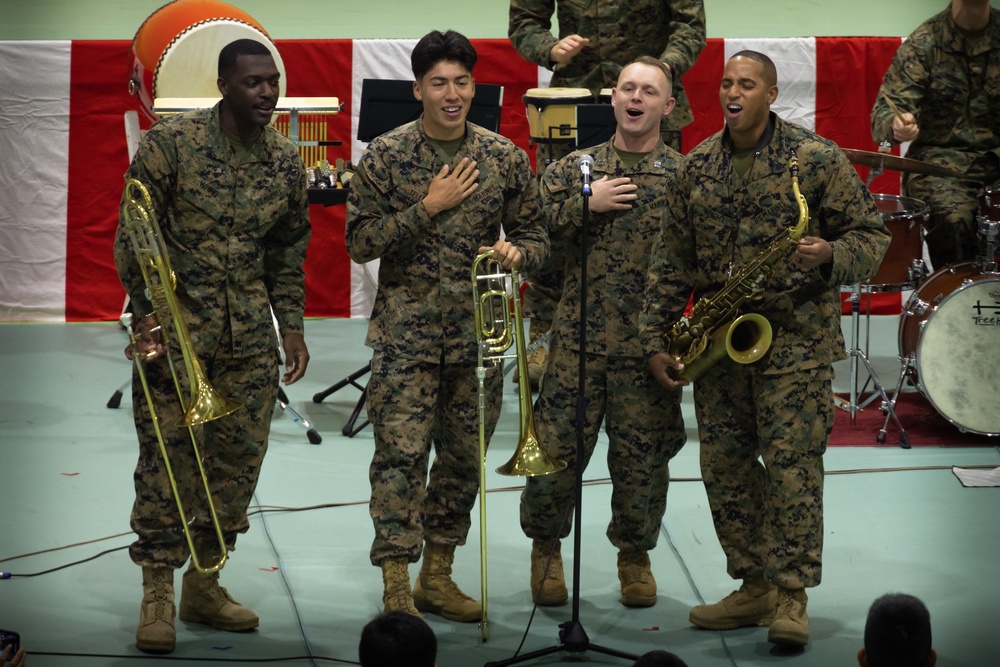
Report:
128,345,279,568
367,351,502,565
693,361,834,590
520,350,686,551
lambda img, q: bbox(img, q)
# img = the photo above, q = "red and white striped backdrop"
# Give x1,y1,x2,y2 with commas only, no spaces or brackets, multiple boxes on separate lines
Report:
0,37,907,323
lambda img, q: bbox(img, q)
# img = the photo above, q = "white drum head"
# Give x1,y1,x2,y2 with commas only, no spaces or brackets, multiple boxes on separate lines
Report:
915,277,1000,435
157,20,286,101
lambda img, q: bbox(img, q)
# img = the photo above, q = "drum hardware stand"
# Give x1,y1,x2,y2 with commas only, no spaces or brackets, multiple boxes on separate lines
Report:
839,283,909,447
486,167,636,667
312,363,371,437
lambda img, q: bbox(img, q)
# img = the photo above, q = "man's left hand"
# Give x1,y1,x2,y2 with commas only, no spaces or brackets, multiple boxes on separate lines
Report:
794,236,833,270
282,332,309,384
479,240,522,269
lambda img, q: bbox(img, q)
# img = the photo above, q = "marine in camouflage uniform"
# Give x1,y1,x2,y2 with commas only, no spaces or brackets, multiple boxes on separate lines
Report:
509,0,707,380
509,0,706,147
520,59,686,610
115,40,310,654
346,30,549,623
872,2,1000,269
641,51,889,646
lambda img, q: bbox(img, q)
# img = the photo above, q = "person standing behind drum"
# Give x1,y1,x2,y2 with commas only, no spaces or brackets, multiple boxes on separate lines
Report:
115,39,310,653
871,0,1000,270
521,56,686,609
642,51,889,647
346,29,548,622
509,0,706,388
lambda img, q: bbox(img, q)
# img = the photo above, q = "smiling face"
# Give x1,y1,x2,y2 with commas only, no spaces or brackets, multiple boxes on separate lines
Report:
611,61,675,151
413,59,475,141
719,55,778,149
217,53,281,138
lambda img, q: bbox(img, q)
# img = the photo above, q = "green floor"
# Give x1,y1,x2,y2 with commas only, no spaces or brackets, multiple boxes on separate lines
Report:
1,316,997,666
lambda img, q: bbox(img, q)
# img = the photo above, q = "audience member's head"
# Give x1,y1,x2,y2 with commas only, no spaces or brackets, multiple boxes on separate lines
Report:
858,593,936,667
359,611,437,667
632,649,688,667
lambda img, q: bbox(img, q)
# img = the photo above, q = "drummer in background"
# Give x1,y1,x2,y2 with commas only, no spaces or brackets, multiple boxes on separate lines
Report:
508,0,707,389
872,0,1000,270
520,56,687,609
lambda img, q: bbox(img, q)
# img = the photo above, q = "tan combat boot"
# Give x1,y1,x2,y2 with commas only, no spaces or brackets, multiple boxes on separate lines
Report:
412,542,482,622
179,563,259,631
689,575,777,630
530,538,568,606
768,587,809,646
136,565,176,654
618,549,657,608
380,557,421,617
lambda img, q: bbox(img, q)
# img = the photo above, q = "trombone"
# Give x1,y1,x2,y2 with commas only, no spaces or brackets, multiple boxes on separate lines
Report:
120,178,242,574
471,249,566,641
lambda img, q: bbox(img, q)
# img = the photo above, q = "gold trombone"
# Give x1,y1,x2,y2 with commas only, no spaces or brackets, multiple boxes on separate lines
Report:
471,249,567,641
120,178,242,574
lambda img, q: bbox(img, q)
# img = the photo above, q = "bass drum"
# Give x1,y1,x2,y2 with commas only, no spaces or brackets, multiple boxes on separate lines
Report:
898,262,1000,435
128,0,286,121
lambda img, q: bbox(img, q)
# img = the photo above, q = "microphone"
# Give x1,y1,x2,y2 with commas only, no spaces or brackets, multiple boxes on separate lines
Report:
578,154,594,196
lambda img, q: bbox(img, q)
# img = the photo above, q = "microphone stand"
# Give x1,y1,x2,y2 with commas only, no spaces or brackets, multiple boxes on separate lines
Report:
485,171,637,667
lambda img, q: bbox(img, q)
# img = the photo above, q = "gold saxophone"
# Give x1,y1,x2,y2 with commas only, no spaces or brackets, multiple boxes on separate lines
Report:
665,152,810,382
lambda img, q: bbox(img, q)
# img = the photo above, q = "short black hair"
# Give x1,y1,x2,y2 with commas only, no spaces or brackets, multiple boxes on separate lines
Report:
411,30,477,81
358,611,437,667
632,649,688,667
218,38,273,78
730,49,778,88
864,593,933,667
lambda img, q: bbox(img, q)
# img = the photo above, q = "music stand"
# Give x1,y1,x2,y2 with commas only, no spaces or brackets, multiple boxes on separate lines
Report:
356,78,503,141
312,79,505,437
574,104,616,151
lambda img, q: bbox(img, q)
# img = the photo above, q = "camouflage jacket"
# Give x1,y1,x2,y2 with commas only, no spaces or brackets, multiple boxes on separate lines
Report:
542,138,681,357
508,0,706,130
346,120,549,364
641,114,890,373
114,104,311,359
872,6,1000,176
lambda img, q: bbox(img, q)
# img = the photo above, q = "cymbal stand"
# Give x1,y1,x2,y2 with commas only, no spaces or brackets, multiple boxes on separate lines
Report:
840,283,908,446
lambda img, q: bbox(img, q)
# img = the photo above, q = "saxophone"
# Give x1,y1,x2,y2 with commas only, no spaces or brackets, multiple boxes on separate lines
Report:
665,151,810,382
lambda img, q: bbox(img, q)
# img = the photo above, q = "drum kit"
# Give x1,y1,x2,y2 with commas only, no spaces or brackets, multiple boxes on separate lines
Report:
839,148,1000,446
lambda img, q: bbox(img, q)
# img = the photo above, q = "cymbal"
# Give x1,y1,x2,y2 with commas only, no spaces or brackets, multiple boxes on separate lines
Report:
841,148,968,180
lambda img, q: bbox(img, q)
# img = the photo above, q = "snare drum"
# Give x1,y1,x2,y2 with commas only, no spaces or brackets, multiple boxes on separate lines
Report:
898,262,1000,435
129,0,286,121
523,88,593,143
867,194,928,291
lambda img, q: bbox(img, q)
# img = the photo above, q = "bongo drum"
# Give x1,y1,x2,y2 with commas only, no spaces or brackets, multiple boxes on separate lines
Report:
523,87,593,143
598,88,613,104
128,0,286,121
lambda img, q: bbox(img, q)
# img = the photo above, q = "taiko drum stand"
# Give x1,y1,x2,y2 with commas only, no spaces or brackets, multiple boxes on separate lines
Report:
486,169,636,667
